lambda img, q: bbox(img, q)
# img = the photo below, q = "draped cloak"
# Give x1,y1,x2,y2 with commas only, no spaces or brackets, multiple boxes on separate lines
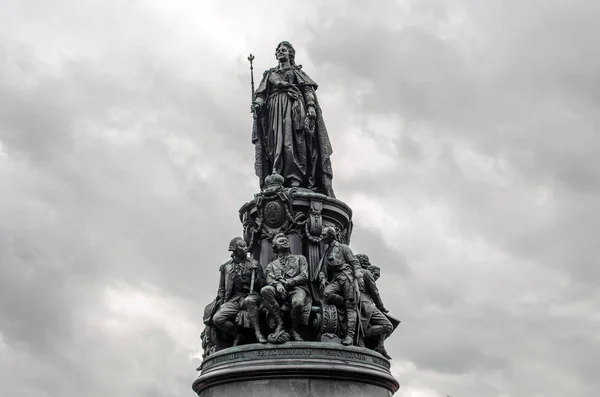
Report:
252,65,335,198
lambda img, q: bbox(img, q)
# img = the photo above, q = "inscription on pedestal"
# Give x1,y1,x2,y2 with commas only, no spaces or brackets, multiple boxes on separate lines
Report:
202,345,391,373
257,348,313,357
324,349,366,361
203,352,245,368
194,342,399,396
372,357,388,367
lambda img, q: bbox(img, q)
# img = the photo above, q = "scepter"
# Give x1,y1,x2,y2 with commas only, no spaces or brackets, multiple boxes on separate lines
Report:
248,53,256,104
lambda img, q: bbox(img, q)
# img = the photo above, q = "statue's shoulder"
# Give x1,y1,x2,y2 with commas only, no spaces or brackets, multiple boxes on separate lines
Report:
291,254,308,263
292,65,318,88
266,258,280,267
247,258,261,268
359,267,373,279
331,241,344,249
218,259,233,272
263,68,276,77
338,241,352,250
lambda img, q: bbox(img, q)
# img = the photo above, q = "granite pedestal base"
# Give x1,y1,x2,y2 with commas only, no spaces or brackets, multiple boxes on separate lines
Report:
192,342,399,397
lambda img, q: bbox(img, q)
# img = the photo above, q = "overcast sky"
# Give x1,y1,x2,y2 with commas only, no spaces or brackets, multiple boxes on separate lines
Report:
1,1,599,396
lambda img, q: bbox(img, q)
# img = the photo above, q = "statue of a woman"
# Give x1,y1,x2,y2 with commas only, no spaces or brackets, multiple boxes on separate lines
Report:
251,41,335,198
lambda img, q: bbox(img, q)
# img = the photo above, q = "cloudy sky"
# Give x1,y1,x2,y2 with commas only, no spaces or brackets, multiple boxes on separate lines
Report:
1,0,599,396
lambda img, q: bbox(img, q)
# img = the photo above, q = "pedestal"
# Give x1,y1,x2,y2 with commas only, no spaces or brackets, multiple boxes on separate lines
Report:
192,342,399,397
239,187,353,290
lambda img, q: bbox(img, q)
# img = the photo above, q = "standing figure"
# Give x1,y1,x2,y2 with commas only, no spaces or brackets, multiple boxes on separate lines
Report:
211,237,267,345
355,254,393,359
318,226,362,345
251,41,335,197
260,233,312,342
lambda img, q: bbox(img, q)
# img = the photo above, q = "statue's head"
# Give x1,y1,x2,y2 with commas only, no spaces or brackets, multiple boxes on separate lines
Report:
368,265,381,281
228,237,247,257
356,254,371,269
321,226,338,244
275,41,295,65
272,233,291,254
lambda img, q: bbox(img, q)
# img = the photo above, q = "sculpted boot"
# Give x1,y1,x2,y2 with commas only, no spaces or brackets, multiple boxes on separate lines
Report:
249,310,267,344
272,309,285,334
342,307,357,346
290,315,304,341
375,335,392,359
290,328,304,341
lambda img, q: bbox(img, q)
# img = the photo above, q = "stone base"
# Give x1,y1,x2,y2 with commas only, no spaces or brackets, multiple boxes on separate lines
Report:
192,342,399,396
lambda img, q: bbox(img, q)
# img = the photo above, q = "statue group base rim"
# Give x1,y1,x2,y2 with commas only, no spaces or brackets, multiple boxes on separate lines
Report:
193,342,399,396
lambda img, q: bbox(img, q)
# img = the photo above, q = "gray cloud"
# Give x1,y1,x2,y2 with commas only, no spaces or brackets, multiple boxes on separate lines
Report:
1,1,598,397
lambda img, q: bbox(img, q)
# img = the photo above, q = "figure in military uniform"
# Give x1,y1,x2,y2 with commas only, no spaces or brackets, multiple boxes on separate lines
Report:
318,226,362,345
211,237,267,344
260,233,312,342
355,254,393,359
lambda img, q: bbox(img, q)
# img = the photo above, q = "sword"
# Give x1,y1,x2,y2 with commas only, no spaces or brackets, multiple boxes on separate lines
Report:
354,277,364,345
250,267,256,293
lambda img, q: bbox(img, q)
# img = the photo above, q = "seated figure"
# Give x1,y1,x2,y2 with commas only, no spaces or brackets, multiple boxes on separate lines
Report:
210,237,267,345
260,233,312,342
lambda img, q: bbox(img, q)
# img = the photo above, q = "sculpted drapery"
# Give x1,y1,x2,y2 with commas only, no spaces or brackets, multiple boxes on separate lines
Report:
252,41,335,197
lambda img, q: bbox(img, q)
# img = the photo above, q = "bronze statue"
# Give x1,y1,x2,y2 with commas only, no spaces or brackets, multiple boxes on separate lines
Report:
261,233,312,342
196,43,402,389
355,254,393,359
318,226,361,345
251,41,335,197
211,237,267,345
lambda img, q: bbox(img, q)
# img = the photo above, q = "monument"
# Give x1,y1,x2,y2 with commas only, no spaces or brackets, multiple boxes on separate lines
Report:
193,41,400,397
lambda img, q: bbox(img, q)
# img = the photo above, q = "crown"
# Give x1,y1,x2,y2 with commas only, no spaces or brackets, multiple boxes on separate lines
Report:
264,173,285,190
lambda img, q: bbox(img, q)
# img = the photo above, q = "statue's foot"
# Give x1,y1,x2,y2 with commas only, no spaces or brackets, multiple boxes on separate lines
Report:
376,346,392,360
256,333,268,344
290,330,303,341
341,335,354,346
357,338,365,347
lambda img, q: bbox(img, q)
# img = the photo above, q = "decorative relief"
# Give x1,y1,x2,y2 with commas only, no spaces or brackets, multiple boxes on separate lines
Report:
264,201,284,227
202,347,391,371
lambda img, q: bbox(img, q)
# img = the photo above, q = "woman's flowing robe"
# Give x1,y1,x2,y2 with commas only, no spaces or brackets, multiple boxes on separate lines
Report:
252,65,335,197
